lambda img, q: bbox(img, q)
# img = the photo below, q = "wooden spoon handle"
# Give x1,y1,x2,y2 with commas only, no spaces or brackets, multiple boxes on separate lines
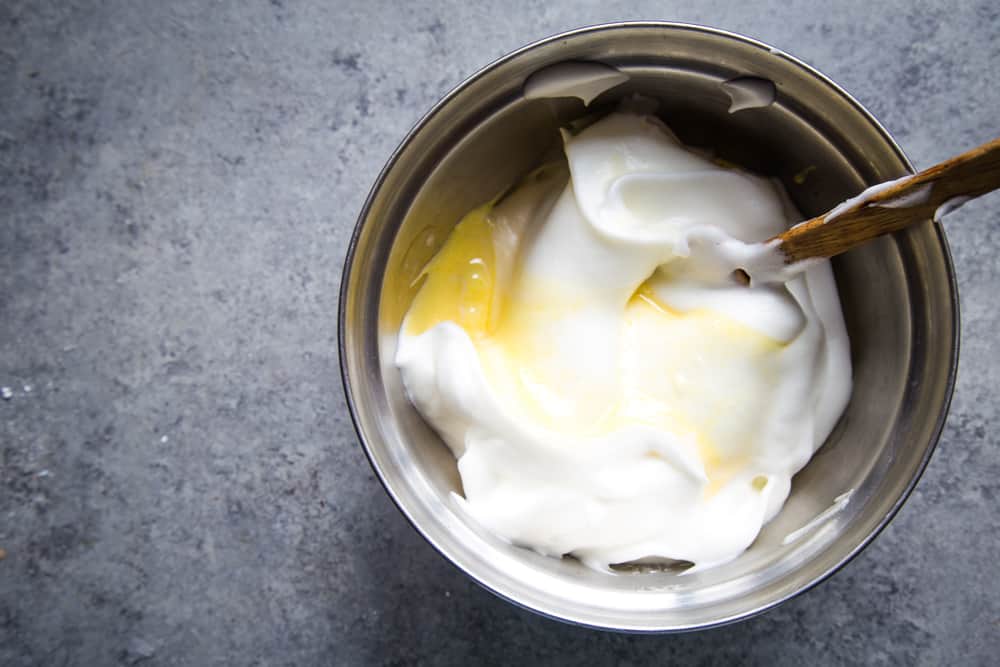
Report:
774,136,1000,264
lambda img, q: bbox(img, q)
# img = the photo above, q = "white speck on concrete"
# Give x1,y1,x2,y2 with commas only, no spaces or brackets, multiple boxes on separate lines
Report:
23,384,32,393
37,470,50,478
160,435,169,443
1,387,12,400
126,637,157,661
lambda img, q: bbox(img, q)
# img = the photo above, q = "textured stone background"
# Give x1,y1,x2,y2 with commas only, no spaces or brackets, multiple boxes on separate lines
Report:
1,1,998,665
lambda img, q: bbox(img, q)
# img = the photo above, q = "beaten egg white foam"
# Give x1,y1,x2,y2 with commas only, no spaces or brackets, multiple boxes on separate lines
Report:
396,112,852,571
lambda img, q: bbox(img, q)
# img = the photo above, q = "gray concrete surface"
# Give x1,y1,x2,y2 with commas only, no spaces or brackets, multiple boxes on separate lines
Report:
1,1,998,664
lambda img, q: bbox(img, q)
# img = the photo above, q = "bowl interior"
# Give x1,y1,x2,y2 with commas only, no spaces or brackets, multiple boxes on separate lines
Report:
341,24,957,631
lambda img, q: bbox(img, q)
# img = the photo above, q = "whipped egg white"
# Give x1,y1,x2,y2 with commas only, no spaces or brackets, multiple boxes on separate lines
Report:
395,111,852,571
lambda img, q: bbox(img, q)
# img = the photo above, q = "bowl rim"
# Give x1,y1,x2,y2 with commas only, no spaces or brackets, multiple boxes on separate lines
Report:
338,20,960,633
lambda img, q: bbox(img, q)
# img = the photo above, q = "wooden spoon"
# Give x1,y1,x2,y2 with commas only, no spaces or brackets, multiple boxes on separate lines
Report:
735,136,1000,284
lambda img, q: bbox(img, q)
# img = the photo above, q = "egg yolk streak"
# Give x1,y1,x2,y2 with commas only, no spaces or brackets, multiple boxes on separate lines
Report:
404,199,784,496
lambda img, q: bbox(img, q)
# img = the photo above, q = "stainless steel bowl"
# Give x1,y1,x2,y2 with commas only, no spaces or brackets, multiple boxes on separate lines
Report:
339,22,958,632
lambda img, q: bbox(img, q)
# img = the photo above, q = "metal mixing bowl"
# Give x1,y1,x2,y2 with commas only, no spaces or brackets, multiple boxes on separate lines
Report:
339,22,958,631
